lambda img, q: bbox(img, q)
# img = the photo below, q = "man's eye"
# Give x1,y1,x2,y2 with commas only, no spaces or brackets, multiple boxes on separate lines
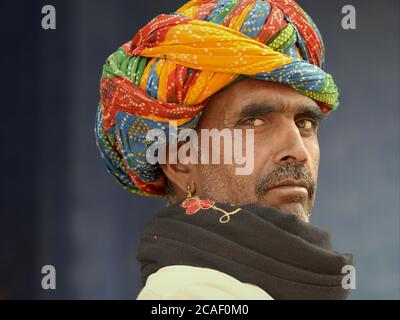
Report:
239,118,266,127
297,119,317,130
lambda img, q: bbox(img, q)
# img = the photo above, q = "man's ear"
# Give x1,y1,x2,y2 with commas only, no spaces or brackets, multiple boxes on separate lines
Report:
160,143,193,198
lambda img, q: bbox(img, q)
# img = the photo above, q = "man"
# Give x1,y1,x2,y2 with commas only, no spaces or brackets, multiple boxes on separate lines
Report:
95,0,353,299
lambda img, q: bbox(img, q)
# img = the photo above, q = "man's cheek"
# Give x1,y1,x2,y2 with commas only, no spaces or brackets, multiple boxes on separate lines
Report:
313,150,320,180
306,139,320,177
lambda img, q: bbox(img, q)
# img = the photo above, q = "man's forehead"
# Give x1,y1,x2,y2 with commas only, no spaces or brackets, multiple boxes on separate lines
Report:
200,79,321,126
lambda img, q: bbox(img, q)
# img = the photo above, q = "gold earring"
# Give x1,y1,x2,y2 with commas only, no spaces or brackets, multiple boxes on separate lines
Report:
186,183,193,200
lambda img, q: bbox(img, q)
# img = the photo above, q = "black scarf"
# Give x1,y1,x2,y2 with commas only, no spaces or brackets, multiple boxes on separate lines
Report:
137,201,353,300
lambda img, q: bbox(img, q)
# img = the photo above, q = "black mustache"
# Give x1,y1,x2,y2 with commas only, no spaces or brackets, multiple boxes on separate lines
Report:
255,163,315,197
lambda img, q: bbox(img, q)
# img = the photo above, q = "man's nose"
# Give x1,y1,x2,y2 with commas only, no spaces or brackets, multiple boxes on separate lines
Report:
272,123,308,165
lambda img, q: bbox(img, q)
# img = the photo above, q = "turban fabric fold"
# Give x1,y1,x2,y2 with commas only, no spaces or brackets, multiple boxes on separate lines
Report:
95,0,340,197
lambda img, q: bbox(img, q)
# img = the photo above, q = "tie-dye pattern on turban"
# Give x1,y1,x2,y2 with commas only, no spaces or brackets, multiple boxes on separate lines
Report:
95,0,339,197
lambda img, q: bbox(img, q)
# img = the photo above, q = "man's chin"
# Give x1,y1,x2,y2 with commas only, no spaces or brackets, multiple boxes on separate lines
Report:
257,201,311,222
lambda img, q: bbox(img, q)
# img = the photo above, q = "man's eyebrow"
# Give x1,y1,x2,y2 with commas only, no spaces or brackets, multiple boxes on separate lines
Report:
296,105,327,122
238,103,277,119
238,102,327,121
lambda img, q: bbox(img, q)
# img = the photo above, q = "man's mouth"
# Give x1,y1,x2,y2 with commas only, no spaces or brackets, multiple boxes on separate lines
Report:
266,179,310,199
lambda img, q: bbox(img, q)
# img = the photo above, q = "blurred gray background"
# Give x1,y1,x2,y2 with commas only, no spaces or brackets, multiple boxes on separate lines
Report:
1,0,399,299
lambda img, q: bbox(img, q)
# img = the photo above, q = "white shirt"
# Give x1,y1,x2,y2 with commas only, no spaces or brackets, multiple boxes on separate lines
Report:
137,265,273,300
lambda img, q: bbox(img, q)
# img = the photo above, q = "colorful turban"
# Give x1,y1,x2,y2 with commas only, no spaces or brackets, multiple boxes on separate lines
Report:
95,0,339,197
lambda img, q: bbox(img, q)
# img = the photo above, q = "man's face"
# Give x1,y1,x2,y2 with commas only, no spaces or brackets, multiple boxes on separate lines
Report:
187,78,325,222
